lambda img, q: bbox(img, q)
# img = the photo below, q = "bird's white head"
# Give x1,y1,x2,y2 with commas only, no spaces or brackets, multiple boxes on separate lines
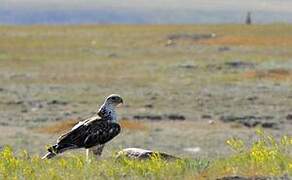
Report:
104,94,124,107
98,94,123,122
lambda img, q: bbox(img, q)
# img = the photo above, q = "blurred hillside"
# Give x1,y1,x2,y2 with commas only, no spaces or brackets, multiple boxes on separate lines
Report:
1,0,292,24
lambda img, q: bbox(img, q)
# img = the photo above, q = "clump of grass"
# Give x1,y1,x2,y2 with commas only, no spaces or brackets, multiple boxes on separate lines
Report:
243,68,292,81
1,130,291,179
205,129,292,178
0,146,206,179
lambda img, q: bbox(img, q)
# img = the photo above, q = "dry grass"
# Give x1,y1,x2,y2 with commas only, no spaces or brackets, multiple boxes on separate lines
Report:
120,120,147,131
243,69,292,81
34,119,79,134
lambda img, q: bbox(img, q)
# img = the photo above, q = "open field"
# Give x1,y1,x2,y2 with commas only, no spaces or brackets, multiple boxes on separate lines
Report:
0,24,292,178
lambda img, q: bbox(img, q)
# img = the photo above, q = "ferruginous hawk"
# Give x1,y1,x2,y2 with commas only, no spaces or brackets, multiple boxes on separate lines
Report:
42,94,123,160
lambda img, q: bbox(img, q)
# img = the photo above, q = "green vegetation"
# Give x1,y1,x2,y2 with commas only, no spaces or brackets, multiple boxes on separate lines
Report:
206,130,292,179
0,131,291,179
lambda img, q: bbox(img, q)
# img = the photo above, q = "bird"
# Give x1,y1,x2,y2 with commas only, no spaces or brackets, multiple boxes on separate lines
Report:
116,148,180,161
42,94,123,160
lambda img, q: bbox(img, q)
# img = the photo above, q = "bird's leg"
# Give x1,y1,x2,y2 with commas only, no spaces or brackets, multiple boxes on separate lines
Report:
89,145,105,160
86,149,91,163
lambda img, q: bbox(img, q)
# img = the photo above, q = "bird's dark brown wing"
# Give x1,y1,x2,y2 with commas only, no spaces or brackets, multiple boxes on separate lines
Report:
48,117,121,154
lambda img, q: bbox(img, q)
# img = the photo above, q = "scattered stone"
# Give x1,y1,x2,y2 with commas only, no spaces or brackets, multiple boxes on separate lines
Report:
217,175,290,180
27,100,44,109
178,64,196,69
167,33,216,41
206,64,222,71
242,121,261,128
208,120,216,125
166,114,185,121
261,122,278,129
286,114,292,120
33,117,49,122
21,108,28,113
202,115,212,119
224,61,255,69
246,96,258,101
6,100,24,105
116,148,180,161
64,112,71,116
218,46,230,52
216,176,268,180
133,115,162,121
220,115,276,129
0,122,9,126
133,114,185,121
165,39,175,46
220,115,273,123
108,53,118,58
48,100,68,105
31,107,39,112
144,104,153,108
183,147,201,154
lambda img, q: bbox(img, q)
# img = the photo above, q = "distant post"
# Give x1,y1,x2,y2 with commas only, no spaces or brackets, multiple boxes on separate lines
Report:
245,11,252,25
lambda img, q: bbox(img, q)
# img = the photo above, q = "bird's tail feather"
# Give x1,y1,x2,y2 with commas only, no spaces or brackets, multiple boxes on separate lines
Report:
42,152,57,159
42,144,78,160
42,145,58,160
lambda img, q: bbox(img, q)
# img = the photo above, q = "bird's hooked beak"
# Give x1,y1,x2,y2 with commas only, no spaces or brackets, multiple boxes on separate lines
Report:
117,99,123,107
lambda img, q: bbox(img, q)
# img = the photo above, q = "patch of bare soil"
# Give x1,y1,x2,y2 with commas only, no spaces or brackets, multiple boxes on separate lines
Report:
243,69,292,81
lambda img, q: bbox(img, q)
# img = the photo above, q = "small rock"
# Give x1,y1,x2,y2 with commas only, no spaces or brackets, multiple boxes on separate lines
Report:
242,121,261,128
133,114,185,121
208,120,215,125
31,107,39,112
21,109,28,113
0,122,9,126
167,33,216,41
216,176,255,180
133,115,162,121
64,112,71,116
286,114,292,120
261,122,278,129
7,100,24,105
48,100,68,105
166,114,185,121
206,64,222,71
108,53,118,58
202,115,212,119
183,147,201,154
218,46,230,52
33,117,49,122
165,39,175,46
246,96,258,101
178,64,196,69
224,61,254,69
144,104,153,108
220,115,276,129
